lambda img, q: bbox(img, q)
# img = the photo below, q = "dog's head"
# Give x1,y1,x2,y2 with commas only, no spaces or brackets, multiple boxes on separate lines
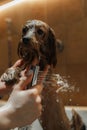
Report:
18,20,63,70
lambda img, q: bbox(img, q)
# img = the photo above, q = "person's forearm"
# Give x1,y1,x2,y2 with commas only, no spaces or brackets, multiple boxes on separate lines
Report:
0,103,14,130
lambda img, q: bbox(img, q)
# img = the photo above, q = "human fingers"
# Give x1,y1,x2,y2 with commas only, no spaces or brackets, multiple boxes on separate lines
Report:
28,91,42,115
13,59,23,68
14,73,33,90
34,84,43,94
28,91,42,116
35,96,42,116
29,65,50,94
21,65,33,77
25,84,42,101
36,95,42,103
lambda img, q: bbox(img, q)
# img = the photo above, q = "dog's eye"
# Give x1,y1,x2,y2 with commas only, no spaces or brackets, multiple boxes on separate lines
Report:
22,26,28,34
37,29,44,35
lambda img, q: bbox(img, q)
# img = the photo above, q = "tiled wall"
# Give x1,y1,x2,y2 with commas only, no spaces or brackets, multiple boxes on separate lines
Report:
0,0,87,105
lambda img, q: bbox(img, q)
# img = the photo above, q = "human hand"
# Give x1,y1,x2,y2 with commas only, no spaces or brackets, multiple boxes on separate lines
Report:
0,63,49,129
0,70,42,129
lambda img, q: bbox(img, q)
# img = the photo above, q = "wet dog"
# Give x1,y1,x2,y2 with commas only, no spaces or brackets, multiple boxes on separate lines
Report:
0,20,85,130
1,20,63,84
18,20,63,70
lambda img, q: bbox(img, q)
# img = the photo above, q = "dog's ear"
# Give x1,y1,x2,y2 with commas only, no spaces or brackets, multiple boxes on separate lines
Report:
48,28,64,68
48,28,57,68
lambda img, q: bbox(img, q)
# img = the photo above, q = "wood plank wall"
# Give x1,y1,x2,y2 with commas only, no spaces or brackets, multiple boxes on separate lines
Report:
0,0,87,106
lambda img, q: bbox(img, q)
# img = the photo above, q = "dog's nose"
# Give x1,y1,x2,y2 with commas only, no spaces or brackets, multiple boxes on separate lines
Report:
23,37,30,44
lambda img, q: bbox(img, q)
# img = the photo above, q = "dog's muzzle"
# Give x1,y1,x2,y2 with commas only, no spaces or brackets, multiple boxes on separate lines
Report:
22,29,39,47
22,35,36,45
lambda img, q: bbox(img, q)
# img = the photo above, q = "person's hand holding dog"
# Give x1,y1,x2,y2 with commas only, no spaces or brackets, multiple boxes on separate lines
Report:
0,59,49,130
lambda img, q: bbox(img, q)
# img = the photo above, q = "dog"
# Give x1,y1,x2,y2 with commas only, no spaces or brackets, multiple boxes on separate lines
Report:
17,20,63,70
0,20,85,130
1,20,63,85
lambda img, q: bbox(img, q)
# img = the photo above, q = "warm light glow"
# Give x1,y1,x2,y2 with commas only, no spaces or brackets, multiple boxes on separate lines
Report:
0,0,24,11
24,0,44,3
29,0,43,1
0,0,43,11
26,0,45,4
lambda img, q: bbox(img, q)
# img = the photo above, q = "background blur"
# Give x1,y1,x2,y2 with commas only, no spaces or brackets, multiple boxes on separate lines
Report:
0,0,87,106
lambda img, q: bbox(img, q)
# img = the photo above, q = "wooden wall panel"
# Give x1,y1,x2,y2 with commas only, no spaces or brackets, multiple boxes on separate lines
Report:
0,0,87,105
